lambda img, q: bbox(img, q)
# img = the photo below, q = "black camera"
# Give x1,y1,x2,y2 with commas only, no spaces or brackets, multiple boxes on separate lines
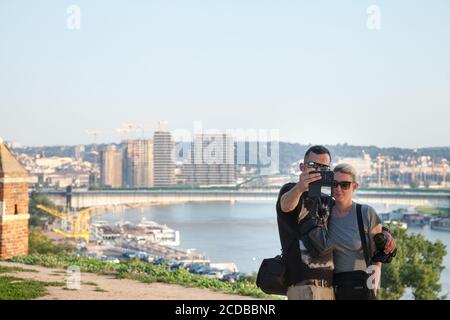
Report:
308,170,334,198
372,233,397,263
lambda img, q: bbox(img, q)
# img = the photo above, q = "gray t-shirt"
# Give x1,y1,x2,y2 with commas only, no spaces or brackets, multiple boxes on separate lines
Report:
328,202,382,274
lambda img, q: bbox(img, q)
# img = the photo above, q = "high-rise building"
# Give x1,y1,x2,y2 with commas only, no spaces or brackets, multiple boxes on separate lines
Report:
123,140,154,188
153,131,175,186
100,145,123,188
0,142,30,259
74,145,85,160
181,134,236,186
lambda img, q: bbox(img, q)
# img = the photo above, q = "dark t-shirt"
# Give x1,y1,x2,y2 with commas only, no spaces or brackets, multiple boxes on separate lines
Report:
276,183,334,286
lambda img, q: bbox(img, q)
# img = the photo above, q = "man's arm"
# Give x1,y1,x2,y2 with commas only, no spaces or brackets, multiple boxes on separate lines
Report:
280,171,321,213
301,223,334,257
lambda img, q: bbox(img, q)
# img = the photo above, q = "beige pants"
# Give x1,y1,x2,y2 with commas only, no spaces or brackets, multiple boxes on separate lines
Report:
287,284,335,300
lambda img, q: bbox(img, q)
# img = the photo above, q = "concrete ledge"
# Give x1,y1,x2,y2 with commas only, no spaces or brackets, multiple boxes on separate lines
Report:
0,213,30,222
0,177,29,183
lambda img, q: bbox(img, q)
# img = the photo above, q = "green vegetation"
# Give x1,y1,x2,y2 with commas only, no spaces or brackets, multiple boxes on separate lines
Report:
28,228,75,255
29,192,61,227
379,225,447,300
29,192,76,254
0,265,37,274
0,276,64,300
12,228,274,299
9,254,275,299
415,206,450,217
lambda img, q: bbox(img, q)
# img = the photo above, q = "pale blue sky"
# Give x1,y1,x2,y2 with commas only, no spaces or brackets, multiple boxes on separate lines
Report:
1,0,449,147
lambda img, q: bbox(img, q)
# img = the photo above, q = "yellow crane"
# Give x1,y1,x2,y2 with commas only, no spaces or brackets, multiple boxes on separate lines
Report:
36,205,94,242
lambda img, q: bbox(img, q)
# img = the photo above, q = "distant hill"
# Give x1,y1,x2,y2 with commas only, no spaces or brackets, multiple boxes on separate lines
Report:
278,143,450,173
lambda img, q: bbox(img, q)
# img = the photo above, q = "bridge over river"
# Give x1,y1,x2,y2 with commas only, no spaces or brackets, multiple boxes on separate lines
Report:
42,188,450,210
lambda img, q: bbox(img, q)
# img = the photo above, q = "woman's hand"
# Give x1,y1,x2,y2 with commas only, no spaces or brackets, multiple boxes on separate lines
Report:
382,230,396,254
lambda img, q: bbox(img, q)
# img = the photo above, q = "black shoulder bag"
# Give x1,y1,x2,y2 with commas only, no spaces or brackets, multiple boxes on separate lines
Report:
256,217,297,296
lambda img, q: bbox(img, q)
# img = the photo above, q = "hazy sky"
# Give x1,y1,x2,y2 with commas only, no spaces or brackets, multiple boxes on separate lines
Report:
1,0,449,148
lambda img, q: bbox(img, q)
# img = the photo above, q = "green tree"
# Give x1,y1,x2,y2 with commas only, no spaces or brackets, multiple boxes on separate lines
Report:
28,228,74,255
29,191,60,227
379,226,447,300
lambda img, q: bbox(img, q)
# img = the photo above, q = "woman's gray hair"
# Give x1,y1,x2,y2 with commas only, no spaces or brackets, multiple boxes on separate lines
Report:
333,163,358,182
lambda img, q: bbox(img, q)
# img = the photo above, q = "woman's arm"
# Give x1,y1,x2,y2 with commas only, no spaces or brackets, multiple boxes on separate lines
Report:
369,224,383,257
370,224,383,294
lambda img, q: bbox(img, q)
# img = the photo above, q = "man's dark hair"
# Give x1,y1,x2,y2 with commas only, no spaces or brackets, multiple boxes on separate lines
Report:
304,145,331,162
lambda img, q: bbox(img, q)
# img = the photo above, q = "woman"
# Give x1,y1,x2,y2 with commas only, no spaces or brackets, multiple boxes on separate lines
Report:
328,163,383,300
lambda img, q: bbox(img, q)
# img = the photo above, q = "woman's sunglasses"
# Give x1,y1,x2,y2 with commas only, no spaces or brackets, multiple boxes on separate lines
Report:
332,181,353,190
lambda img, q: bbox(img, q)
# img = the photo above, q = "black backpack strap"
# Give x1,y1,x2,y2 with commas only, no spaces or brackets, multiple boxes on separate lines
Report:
356,204,371,268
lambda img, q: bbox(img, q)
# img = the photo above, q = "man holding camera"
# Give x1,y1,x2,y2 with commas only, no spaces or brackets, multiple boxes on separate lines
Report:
277,145,396,300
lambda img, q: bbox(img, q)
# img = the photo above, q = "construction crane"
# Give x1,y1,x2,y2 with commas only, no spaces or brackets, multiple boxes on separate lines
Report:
85,129,102,152
143,120,169,133
115,127,132,141
36,205,94,243
115,123,141,141
116,121,169,142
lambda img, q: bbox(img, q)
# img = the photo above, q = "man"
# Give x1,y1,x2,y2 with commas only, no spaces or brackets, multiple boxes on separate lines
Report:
277,145,395,300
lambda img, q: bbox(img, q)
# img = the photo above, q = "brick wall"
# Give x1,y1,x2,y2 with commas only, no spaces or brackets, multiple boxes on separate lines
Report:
0,182,29,215
0,146,31,260
0,218,29,259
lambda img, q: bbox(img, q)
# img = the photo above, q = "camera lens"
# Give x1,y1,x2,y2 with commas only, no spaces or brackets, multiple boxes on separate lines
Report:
373,233,387,251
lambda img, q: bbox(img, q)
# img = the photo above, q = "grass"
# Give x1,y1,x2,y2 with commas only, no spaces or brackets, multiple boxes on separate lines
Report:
0,276,64,300
8,254,277,299
0,265,38,274
94,287,108,293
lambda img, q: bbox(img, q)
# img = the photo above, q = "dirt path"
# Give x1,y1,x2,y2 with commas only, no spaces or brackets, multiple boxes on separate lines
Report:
0,261,261,300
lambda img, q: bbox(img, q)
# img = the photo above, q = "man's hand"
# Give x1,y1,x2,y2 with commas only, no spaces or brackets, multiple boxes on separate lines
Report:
279,170,322,213
297,171,322,193
382,230,396,254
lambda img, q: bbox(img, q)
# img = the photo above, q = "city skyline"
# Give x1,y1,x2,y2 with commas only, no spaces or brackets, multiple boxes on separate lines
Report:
1,0,450,148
